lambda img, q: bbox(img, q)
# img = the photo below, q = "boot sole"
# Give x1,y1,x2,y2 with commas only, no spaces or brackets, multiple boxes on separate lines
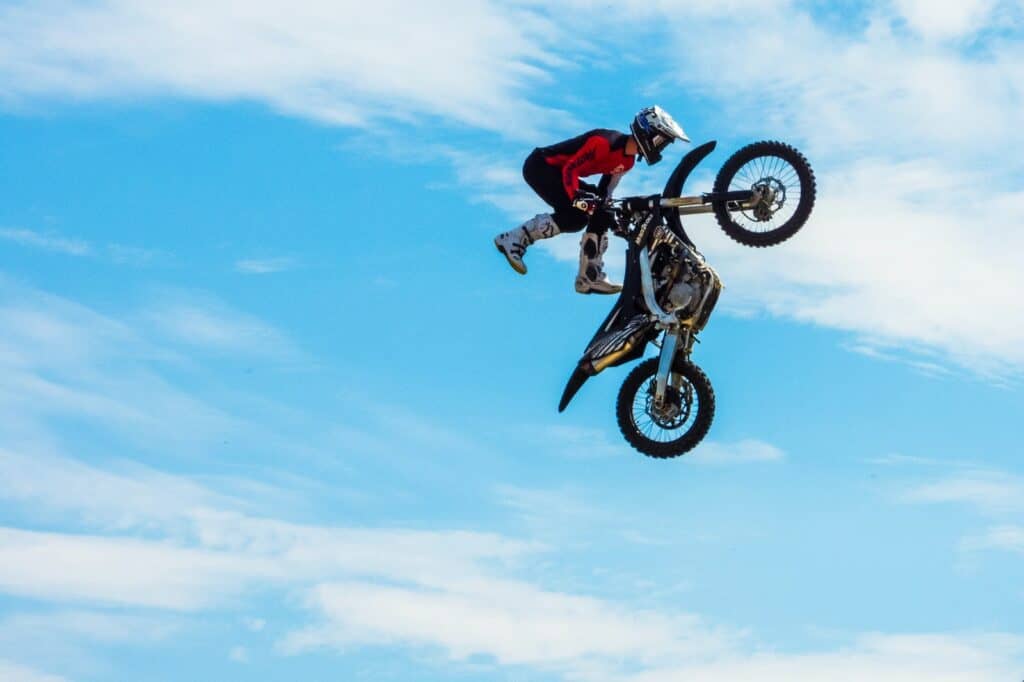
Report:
575,278,621,295
495,242,527,275
575,288,622,295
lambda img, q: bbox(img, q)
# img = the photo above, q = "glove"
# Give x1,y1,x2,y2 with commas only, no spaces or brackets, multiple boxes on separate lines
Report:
572,190,602,215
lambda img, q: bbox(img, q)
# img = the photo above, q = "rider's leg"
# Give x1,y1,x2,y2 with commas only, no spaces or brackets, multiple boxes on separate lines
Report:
575,228,622,295
495,152,586,275
494,214,560,274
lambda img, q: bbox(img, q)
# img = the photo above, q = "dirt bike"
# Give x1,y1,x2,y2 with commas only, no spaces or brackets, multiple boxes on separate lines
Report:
558,140,816,459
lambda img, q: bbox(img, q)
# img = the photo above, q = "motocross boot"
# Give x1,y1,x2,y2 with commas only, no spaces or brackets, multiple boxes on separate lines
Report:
494,214,560,275
575,231,622,294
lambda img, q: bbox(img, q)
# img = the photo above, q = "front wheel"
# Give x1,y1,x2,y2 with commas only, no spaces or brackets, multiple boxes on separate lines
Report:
616,357,715,459
712,140,816,247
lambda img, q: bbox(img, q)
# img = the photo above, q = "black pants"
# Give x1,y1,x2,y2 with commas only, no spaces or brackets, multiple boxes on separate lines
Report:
522,150,597,235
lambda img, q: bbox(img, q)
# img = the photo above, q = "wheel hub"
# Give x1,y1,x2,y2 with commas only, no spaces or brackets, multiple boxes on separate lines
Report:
645,381,692,429
751,177,787,222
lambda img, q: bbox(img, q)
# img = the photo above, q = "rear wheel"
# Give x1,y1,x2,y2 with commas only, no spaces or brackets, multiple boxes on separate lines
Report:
616,357,715,459
712,141,816,247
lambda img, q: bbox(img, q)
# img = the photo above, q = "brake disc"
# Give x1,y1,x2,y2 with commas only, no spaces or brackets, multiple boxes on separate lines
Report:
646,381,692,429
751,177,787,222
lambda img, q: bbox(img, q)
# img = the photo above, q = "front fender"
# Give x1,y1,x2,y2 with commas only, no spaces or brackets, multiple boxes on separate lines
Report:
663,140,717,244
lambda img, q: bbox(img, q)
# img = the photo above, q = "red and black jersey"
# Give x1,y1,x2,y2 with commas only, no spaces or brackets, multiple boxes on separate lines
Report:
536,129,636,199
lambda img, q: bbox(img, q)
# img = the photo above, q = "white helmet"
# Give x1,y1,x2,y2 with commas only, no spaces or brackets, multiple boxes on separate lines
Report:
630,105,690,165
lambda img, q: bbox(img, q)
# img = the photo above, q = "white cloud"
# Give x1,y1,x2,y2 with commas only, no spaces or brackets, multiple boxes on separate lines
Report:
283,580,735,674
0,0,570,136
234,257,296,274
866,453,945,467
494,485,610,540
893,0,998,40
0,446,543,614
962,525,1024,554
623,633,1024,682
689,439,785,464
0,527,278,610
0,659,66,682
0,227,164,265
535,424,634,459
0,447,228,532
244,618,266,632
901,471,1024,515
0,610,179,646
145,295,297,358
0,228,91,256
0,325,1019,681
106,243,163,266
0,282,264,451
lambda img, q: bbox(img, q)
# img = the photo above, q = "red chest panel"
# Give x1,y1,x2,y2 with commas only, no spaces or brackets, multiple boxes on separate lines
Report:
537,129,636,198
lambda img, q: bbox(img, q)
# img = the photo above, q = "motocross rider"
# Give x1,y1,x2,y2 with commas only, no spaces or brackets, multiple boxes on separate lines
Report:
494,105,689,294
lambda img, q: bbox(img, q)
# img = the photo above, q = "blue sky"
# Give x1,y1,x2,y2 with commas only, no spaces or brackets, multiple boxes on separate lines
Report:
1,1,1024,680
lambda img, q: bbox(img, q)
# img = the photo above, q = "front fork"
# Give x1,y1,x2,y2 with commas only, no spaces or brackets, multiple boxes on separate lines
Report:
655,332,678,401
654,329,691,402
639,244,692,403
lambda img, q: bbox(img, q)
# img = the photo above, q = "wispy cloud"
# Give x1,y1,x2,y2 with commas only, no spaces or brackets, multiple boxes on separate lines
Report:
902,468,1024,561
0,1,570,136
535,424,632,459
0,279,304,456
0,659,66,682
496,484,604,528
901,471,1024,515
962,525,1024,555
0,610,178,647
689,439,785,465
234,257,297,275
144,293,298,359
0,227,163,266
0,276,1020,681
282,579,735,672
106,243,163,266
866,453,945,467
892,0,1001,40
0,228,91,256
623,633,1024,682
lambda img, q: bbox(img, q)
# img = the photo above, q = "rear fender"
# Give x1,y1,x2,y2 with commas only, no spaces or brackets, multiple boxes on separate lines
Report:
558,239,654,413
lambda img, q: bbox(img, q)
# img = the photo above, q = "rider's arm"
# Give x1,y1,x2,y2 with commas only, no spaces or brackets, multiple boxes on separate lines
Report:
561,135,610,199
598,172,624,198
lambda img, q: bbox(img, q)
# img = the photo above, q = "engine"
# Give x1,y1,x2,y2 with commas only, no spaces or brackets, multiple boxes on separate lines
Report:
666,277,699,314
649,225,723,331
